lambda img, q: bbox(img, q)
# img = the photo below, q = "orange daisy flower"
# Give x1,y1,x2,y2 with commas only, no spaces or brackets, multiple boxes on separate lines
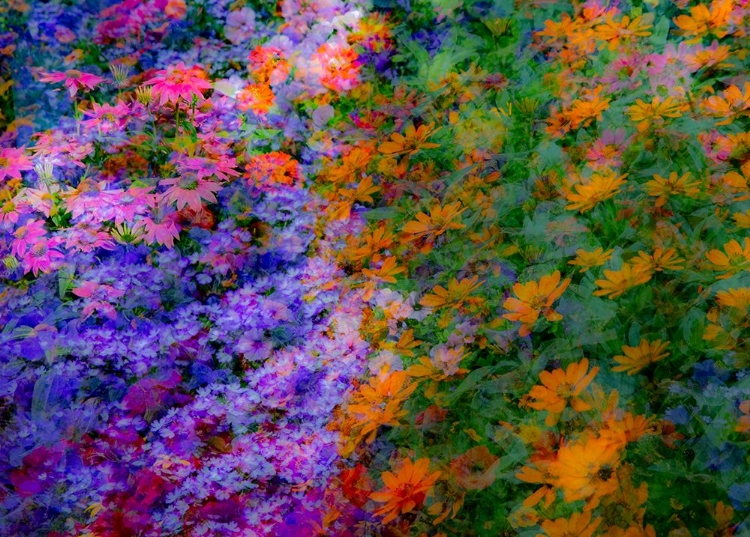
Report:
631,247,685,272
346,370,418,443
502,270,571,337
706,238,750,279
627,96,686,132
612,339,670,376
549,434,623,505
673,0,734,44
378,121,441,156
540,511,602,537
568,247,614,273
450,446,501,491
643,171,701,207
595,14,652,50
420,275,483,310
525,358,599,426
593,262,653,299
402,201,466,249
565,170,628,212
370,457,441,524
236,83,275,116
716,287,750,310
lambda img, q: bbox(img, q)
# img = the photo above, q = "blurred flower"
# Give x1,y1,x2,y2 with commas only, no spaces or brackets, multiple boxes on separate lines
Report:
643,172,700,207
627,96,686,132
39,69,105,98
550,434,623,505
706,238,750,279
0,147,33,182
370,457,441,524
236,83,275,116
224,7,256,45
450,446,500,491
593,263,653,299
525,358,599,425
420,276,483,310
632,247,685,272
540,511,601,537
568,247,614,273
502,270,570,337
379,122,441,156
565,170,628,212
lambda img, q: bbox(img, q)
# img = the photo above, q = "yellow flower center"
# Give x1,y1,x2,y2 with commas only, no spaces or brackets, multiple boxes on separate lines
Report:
556,382,573,399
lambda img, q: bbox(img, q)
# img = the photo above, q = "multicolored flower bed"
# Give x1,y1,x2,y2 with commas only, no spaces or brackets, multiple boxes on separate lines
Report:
1,0,749,535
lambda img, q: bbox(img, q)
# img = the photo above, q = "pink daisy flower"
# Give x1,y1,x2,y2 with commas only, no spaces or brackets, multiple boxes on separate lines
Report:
39,69,106,98
134,201,182,248
160,176,223,212
17,183,60,218
82,101,131,135
143,62,213,107
176,155,240,182
72,281,125,320
0,198,22,230
21,237,65,277
12,219,47,257
0,147,33,182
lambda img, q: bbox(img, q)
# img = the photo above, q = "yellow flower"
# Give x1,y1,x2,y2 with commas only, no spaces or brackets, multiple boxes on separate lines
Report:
565,170,628,212
593,263,653,299
715,287,750,310
595,14,652,50
627,96,686,132
378,121,441,156
706,238,750,279
539,511,602,537
631,247,685,272
568,247,614,273
346,370,418,443
420,275,483,310
673,0,734,44
733,210,750,229
361,256,405,284
524,358,599,426
643,172,700,207
549,434,623,505
612,339,670,375
402,201,466,240
502,270,571,337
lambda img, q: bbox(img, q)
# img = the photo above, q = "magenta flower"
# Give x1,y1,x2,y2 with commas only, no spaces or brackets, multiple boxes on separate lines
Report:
17,183,59,218
143,62,213,107
21,236,65,276
135,203,182,248
0,147,33,182
82,100,131,135
177,155,240,182
39,69,106,98
160,176,223,212
73,280,125,320
11,219,47,257
0,198,21,230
